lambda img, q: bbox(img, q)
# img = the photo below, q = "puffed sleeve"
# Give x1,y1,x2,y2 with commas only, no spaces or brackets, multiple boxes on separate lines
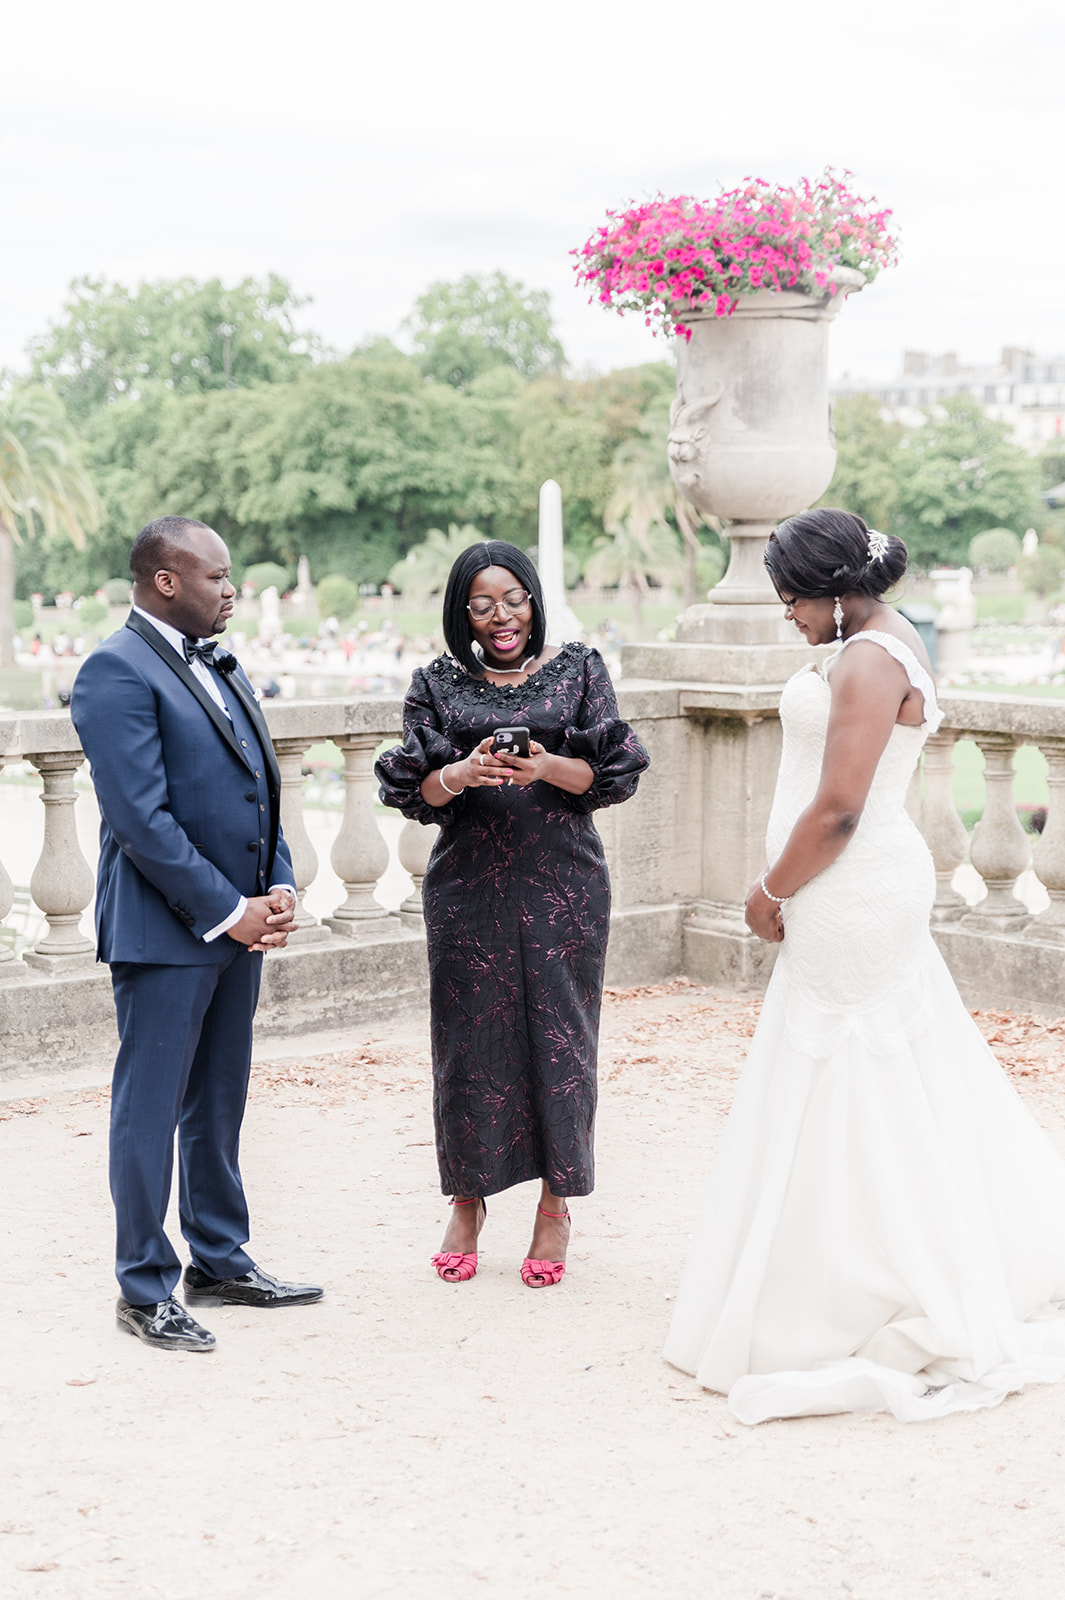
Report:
558,648,650,815
375,665,465,826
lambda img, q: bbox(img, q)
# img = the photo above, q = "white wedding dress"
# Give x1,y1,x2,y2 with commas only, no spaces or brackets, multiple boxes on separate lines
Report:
664,631,1065,1423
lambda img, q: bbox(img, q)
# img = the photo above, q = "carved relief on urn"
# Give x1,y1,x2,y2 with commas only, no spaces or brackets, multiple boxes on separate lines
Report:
667,271,865,604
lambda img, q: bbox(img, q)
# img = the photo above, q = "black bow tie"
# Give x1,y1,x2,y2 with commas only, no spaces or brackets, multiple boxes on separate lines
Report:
184,639,238,675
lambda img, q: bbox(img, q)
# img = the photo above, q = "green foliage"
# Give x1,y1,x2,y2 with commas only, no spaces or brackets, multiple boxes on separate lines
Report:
103,577,131,604
315,573,360,621
585,514,684,624
13,600,33,629
819,394,903,530
0,386,102,665
892,397,1043,568
1020,543,1064,598
1038,439,1065,493
30,274,316,421
77,596,108,628
405,272,565,389
968,528,1021,573
242,561,291,594
388,523,485,600
32,267,1057,611
975,591,1026,623
695,541,727,594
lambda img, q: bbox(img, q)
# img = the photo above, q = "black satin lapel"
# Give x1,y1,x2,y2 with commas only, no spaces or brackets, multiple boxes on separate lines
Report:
124,613,250,770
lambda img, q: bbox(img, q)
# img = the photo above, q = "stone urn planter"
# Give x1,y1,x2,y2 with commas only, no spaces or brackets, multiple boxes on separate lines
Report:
667,267,866,608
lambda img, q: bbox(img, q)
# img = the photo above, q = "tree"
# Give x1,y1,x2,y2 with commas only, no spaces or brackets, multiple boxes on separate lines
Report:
1019,544,1064,598
242,561,291,594
405,272,565,389
388,524,485,601
969,528,1021,574
1038,438,1065,493
893,396,1044,568
584,393,724,611
315,574,360,621
0,388,101,666
819,393,904,532
584,515,684,625
29,274,317,420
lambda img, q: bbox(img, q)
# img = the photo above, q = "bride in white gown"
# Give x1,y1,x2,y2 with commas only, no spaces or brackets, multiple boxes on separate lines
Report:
664,508,1065,1424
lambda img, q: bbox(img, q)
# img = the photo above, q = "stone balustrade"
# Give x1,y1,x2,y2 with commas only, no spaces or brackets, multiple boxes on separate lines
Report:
2,681,1065,1080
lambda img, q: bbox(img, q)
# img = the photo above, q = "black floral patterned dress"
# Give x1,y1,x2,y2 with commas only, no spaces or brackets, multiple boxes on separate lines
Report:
375,642,650,1199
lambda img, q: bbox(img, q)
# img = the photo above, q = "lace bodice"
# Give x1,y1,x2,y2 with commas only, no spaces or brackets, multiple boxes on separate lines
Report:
765,631,939,1028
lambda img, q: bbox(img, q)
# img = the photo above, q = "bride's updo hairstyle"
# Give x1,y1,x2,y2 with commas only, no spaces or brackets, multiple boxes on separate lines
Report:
765,509,908,600
440,538,547,677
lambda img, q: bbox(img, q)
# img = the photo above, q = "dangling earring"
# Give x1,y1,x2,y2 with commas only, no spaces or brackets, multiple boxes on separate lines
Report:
833,597,844,641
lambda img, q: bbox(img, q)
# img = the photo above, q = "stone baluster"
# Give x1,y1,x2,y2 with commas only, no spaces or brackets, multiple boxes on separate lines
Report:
1028,738,1065,941
0,750,20,971
962,734,1030,930
272,736,329,944
397,818,438,928
919,730,971,922
324,733,391,935
24,749,97,971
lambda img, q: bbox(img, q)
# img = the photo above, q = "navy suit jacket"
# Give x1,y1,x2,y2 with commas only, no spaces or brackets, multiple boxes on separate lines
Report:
70,613,294,966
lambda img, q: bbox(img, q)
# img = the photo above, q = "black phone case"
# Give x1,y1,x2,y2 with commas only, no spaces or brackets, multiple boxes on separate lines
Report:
491,726,530,759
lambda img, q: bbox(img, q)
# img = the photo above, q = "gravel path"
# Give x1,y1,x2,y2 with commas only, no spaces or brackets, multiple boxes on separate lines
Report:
3,980,1065,1600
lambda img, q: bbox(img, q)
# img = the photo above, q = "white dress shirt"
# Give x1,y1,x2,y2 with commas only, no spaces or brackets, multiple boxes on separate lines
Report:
131,608,294,942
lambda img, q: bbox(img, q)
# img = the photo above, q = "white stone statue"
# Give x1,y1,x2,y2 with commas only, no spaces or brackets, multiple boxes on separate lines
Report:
290,555,315,614
257,586,282,645
931,566,976,672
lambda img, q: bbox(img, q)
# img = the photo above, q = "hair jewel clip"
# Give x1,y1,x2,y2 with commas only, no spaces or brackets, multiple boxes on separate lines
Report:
867,529,889,562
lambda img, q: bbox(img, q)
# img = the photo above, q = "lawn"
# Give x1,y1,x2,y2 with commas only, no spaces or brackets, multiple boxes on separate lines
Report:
951,738,1047,826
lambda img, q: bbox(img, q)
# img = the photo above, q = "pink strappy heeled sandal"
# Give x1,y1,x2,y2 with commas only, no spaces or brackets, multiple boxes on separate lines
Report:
432,1197,486,1283
520,1202,571,1288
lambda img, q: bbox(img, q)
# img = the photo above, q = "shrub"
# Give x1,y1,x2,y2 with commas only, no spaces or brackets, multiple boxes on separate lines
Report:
1020,547,1064,598
77,597,108,628
316,574,360,621
14,600,33,629
968,528,1021,574
242,561,291,595
103,577,132,605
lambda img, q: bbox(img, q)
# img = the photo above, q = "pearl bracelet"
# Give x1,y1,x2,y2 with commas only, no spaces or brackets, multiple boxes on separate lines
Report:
760,873,791,906
438,764,465,797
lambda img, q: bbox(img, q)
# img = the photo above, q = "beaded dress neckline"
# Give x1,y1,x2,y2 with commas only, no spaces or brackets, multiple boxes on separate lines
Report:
424,640,586,706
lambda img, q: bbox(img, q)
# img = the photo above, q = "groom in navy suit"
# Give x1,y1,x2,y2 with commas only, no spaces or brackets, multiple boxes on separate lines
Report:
71,515,323,1351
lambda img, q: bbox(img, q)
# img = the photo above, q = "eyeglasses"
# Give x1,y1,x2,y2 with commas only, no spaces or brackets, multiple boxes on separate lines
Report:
467,588,531,622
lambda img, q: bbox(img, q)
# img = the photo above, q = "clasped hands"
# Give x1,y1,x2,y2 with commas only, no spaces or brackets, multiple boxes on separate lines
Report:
227,888,298,953
452,736,553,790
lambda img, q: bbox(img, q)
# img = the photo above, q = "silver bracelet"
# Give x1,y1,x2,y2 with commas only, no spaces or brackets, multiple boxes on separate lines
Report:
438,764,465,797
760,873,791,906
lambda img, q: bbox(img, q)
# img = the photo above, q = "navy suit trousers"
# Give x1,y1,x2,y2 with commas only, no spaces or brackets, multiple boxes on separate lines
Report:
109,945,262,1304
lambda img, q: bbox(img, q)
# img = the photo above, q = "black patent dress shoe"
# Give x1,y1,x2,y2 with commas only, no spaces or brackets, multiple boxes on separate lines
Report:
116,1295,217,1351
183,1264,324,1308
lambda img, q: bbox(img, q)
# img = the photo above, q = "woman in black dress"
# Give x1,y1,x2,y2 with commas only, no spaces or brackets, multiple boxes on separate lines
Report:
375,541,649,1286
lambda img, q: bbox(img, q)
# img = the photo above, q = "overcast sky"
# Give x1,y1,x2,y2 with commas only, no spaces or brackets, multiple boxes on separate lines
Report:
4,0,1062,383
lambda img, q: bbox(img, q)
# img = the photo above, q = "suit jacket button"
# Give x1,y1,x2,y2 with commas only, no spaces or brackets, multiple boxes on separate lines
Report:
245,790,256,802
259,836,265,844
247,841,257,852
240,739,248,748
260,804,265,812
255,769,262,778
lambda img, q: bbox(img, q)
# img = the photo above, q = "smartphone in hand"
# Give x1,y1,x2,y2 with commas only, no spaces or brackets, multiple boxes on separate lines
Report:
491,726,531,760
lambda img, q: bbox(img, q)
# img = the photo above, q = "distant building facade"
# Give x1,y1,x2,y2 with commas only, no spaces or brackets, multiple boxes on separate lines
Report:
833,348,1065,452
